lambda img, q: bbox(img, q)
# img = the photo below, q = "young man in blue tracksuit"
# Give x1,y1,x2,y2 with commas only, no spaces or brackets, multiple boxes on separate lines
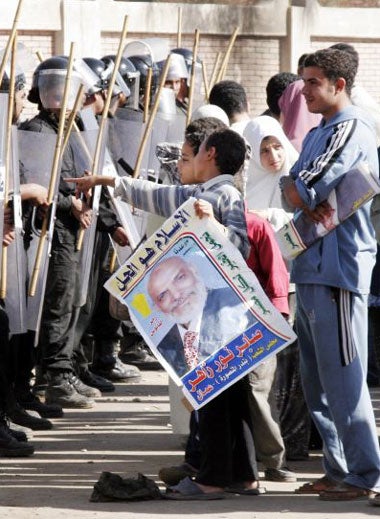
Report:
281,48,380,501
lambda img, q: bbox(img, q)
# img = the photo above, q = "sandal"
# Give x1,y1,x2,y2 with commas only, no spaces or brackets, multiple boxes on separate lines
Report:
319,483,376,501
295,475,336,494
165,477,225,501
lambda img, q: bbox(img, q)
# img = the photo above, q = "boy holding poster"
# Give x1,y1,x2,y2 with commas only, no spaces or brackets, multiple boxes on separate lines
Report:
281,48,380,501
66,128,267,499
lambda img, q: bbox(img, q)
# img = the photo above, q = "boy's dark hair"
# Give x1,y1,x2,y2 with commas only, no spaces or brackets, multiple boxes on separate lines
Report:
185,117,228,155
304,48,356,96
204,128,247,176
209,80,248,119
266,72,299,116
297,53,309,74
329,42,359,76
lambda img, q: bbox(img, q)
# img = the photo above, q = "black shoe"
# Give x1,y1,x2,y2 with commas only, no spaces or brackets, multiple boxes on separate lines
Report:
120,340,162,370
91,357,141,382
6,403,53,431
17,391,64,419
79,370,115,393
8,427,28,443
264,467,297,483
0,418,34,457
68,373,101,399
45,371,95,409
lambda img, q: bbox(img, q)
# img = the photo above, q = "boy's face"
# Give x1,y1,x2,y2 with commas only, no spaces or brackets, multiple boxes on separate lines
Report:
178,140,197,184
302,66,341,120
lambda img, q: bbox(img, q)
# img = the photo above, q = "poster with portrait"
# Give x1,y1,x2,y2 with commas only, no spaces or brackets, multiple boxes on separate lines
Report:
105,198,296,409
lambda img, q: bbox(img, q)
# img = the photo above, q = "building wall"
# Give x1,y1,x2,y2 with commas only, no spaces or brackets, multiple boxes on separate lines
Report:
0,31,55,120
102,32,280,117
1,0,380,120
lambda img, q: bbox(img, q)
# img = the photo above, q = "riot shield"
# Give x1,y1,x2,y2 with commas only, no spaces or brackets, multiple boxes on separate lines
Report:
123,38,170,64
109,96,184,179
0,93,8,272
71,111,106,308
17,130,58,334
106,106,165,239
107,107,148,176
4,126,27,335
189,60,204,113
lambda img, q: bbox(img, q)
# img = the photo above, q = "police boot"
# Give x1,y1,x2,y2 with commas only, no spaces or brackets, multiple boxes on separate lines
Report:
0,412,34,458
91,340,141,382
5,391,53,431
5,400,53,431
119,333,161,370
45,371,95,409
16,389,64,419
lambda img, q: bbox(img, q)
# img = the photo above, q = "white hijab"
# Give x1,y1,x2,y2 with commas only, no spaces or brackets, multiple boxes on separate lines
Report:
243,115,299,210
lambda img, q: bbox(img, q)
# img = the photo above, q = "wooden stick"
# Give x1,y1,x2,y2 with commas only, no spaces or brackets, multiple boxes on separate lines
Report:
35,50,44,63
216,27,239,83
133,54,172,179
29,42,76,296
143,67,152,123
209,52,222,92
76,15,129,251
0,33,17,299
186,29,200,126
0,0,24,87
109,248,117,273
202,60,210,102
177,7,183,48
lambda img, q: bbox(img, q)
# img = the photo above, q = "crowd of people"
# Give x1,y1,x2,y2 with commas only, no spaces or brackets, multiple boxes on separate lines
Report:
1,36,380,507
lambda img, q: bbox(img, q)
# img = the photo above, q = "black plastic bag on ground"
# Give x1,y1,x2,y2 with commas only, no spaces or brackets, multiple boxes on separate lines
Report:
90,471,163,502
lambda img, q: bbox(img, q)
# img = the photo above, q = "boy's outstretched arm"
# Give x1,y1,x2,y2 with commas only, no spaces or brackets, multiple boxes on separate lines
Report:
64,172,115,198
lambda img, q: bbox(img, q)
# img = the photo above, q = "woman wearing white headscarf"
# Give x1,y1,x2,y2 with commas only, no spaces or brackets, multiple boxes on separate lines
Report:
243,115,299,231
244,116,311,462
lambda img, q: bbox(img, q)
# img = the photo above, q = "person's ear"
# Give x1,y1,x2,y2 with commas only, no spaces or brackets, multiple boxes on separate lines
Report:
335,77,346,94
207,146,217,161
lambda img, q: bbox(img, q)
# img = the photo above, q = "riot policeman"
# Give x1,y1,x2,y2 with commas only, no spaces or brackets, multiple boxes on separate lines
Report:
21,56,98,408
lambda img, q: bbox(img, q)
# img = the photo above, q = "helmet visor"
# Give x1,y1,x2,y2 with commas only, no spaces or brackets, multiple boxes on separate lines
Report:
38,70,82,110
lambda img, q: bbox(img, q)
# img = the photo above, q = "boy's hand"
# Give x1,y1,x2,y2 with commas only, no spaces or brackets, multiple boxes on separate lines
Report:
303,201,333,223
64,170,96,199
194,199,216,220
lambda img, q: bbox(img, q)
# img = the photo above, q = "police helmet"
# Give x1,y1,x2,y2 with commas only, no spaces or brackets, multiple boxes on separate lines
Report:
128,54,159,99
0,71,26,93
82,57,108,91
28,55,69,105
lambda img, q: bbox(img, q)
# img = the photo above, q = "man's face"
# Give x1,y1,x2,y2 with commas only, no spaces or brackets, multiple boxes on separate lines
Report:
84,91,105,115
148,257,207,325
302,66,339,120
178,140,196,185
14,88,26,122
165,78,182,96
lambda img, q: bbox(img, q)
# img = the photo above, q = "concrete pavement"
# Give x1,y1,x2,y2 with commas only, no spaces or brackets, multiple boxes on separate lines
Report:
0,370,379,518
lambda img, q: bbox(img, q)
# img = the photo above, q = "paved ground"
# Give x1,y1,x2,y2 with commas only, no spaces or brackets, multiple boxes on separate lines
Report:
1,370,380,518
